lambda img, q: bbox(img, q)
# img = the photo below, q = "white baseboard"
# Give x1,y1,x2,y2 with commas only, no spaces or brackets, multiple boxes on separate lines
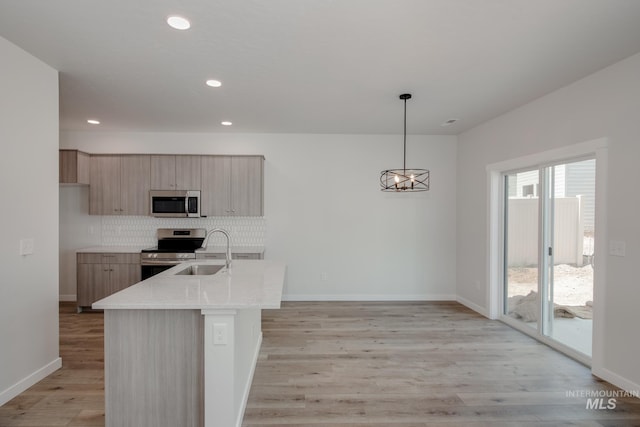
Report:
456,295,489,318
593,366,640,395
0,357,62,406
236,332,263,427
58,294,77,302
282,294,457,302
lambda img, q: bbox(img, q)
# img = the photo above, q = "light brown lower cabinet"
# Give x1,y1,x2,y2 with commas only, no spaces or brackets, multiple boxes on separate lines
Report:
77,253,141,310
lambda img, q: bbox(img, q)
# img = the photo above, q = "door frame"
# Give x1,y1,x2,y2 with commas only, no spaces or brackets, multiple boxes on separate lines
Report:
486,138,608,370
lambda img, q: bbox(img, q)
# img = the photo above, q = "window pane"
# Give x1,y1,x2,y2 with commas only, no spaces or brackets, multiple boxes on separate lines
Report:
504,170,539,329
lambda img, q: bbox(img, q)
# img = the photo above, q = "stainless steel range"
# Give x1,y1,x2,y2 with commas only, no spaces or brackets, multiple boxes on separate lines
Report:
140,228,206,280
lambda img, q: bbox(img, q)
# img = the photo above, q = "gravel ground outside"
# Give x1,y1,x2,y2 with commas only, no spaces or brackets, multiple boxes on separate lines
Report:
507,263,593,306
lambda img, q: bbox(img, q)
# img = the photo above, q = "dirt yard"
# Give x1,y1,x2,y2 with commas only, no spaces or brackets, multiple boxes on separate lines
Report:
507,263,593,306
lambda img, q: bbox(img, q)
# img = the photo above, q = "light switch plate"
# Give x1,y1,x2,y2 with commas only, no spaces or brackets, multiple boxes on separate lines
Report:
19,238,34,256
609,240,626,257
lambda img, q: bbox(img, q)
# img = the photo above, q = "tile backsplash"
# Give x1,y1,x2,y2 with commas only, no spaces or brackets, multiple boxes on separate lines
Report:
101,216,266,247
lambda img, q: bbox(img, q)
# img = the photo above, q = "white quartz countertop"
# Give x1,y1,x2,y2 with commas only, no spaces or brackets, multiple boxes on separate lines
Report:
197,245,264,254
92,260,285,310
77,246,149,253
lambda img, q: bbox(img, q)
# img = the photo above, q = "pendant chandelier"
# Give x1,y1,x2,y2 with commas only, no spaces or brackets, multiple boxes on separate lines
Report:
380,94,430,192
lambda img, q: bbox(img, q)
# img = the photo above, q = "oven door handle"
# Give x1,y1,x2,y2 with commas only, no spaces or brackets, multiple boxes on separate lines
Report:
141,260,185,266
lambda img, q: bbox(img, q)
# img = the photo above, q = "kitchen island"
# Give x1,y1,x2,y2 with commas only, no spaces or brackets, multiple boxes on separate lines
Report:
92,259,286,427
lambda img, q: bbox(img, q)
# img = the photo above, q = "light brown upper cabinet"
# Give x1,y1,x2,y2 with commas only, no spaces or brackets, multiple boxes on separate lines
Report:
201,156,264,216
90,155,151,215
150,155,201,190
231,156,264,216
59,149,90,184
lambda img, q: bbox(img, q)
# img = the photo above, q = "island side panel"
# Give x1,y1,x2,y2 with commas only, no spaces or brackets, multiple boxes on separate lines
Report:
104,309,204,427
201,308,262,427
234,308,263,419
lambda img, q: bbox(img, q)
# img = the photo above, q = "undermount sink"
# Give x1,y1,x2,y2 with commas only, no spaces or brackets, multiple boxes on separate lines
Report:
175,264,224,276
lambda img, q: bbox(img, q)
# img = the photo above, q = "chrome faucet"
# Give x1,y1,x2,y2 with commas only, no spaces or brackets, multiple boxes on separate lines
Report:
202,228,232,269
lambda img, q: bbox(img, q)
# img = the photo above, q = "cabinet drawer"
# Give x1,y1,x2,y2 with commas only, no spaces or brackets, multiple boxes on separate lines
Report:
78,252,140,264
196,252,262,260
196,253,226,260
233,253,261,260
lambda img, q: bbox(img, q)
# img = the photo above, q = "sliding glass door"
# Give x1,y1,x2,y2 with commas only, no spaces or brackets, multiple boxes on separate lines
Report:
503,158,595,357
545,159,595,356
504,168,540,330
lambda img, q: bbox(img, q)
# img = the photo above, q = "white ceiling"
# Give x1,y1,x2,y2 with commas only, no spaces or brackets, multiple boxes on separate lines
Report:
2,0,640,135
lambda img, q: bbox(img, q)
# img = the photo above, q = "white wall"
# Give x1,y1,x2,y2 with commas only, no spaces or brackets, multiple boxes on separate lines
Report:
0,36,61,405
59,185,101,300
60,132,458,300
457,53,640,389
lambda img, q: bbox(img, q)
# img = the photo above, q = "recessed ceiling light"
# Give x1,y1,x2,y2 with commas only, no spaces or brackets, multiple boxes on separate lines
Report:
167,16,191,30
87,119,100,125
441,118,458,127
206,79,222,88
221,121,232,126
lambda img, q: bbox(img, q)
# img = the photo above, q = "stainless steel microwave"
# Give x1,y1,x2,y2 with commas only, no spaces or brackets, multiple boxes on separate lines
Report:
150,190,201,218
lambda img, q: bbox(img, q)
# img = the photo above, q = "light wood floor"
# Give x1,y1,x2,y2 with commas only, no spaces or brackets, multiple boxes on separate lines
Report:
2,301,640,426
242,301,640,426
0,302,105,426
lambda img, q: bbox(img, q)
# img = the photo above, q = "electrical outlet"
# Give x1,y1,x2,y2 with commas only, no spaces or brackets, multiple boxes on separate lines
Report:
320,272,328,281
213,323,228,345
19,238,34,256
